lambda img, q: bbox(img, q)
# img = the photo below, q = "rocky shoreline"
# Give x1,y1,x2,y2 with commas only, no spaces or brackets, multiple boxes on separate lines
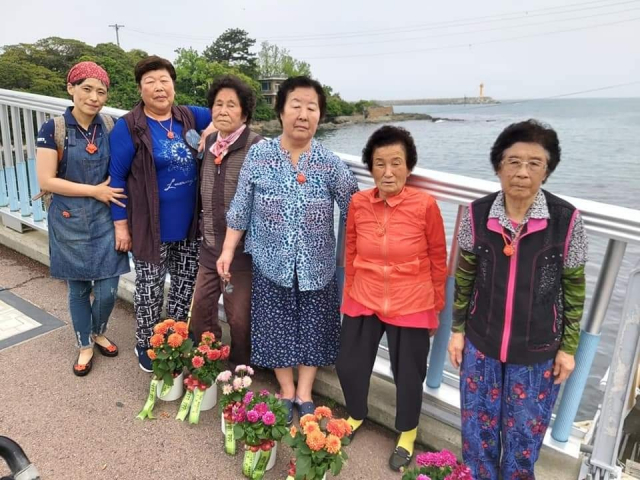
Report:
252,112,462,135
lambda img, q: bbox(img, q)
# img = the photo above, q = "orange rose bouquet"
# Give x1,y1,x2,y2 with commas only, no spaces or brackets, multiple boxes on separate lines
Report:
136,319,193,420
284,406,351,480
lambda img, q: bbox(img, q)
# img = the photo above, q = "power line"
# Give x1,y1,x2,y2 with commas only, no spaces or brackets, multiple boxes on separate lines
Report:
277,6,640,50
259,0,640,42
125,0,637,44
304,15,640,60
108,24,125,47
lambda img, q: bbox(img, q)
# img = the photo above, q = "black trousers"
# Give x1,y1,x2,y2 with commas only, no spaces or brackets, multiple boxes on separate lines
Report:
336,314,430,432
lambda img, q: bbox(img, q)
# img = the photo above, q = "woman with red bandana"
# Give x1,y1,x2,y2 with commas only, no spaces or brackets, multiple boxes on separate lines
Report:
36,61,130,376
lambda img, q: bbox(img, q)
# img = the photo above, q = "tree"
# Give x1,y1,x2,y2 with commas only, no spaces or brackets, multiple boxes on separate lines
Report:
203,29,257,77
257,41,311,78
173,48,260,107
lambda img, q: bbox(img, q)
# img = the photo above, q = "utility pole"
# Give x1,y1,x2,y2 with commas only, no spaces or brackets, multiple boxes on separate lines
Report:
108,24,125,47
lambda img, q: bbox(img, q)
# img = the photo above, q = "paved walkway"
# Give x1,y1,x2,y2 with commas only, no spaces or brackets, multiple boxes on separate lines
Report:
0,244,401,480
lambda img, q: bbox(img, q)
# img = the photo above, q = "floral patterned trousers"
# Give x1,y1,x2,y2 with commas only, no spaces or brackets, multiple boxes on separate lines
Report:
460,338,560,480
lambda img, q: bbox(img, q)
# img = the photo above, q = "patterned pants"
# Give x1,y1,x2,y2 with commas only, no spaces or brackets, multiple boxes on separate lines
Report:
133,239,199,349
460,338,560,480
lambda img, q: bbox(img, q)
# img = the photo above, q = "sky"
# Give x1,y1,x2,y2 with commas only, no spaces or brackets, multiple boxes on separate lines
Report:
2,0,639,101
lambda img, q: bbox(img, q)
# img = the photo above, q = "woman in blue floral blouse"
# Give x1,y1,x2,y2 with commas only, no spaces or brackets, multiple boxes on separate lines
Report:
217,76,358,424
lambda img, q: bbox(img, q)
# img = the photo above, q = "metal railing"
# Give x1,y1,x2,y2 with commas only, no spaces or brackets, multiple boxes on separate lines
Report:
2,88,640,462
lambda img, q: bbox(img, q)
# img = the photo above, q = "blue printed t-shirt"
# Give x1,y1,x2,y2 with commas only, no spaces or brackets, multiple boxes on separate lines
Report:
109,106,211,243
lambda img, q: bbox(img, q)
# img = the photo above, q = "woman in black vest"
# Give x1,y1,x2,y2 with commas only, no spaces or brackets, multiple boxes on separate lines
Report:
447,120,588,479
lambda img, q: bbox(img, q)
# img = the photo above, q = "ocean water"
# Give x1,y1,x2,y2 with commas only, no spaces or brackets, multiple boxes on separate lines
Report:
317,98,640,421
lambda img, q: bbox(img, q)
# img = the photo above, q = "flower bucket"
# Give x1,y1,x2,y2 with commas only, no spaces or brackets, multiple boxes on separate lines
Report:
157,371,184,401
242,442,277,478
221,413,236,455
286,475,326,480
221,412,227,434
200,385,217,411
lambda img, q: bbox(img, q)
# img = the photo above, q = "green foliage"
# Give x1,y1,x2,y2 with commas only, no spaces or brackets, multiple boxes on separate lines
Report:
173,47,260,107
254,100,277,122
203,28,257,77
323,86,355,119
0,37,146,109
233,391,289,447
257,41,311,78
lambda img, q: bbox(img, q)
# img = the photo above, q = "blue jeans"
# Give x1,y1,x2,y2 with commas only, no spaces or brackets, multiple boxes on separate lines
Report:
68,277,120,348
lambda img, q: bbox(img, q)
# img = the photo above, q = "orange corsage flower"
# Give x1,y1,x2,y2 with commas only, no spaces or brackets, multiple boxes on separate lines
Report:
289,426,298,438
167,333,184,348
299,413,316,429
302,421,320,435
305,431,326,451
325,434,342,454
147,349,157,360
150,333,165,348
164,319,176,328
314,406,332,420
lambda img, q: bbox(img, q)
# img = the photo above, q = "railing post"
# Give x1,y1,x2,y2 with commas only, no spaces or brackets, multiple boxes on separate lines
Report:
427,205,464,388
587,259,640,478
23,109,44,222
552,239,627,442
0,105,19,211
10,106,31,217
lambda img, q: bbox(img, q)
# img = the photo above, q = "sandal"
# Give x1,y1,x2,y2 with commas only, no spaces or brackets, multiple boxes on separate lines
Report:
389,446,413,472
281,398,294,425
73,352,93,377
295,398,316,418
94,337,118,357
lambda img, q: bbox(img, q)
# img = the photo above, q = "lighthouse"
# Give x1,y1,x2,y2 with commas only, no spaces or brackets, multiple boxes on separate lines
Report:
479,82,484,98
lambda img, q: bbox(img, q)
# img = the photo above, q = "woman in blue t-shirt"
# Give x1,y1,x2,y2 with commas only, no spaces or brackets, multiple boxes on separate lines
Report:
109,56,213,372
36,62,130,376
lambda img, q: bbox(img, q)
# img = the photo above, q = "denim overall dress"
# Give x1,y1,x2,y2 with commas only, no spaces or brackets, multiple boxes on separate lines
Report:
47,118,130,281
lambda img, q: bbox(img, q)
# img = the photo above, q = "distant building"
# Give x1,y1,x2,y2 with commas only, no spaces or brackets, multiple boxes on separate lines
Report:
479,83,484,98
259,76,287,105
365,106,393,119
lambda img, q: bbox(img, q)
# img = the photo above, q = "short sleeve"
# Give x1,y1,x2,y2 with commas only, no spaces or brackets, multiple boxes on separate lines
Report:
457,205,474,252
188,106,213,131
36,119,57,150
565,211,588,268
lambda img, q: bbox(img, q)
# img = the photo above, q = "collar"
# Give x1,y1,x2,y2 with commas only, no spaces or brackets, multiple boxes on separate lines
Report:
63,106,104,129
369,186,409,207
277,136,316,162
489,189,549,232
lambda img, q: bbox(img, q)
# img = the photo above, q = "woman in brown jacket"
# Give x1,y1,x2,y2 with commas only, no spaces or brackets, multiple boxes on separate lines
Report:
189,75,262,365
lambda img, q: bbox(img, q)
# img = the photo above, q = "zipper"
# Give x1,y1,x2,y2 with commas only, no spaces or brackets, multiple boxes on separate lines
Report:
499,228,535,363
382,202,390,317
552,304,558,333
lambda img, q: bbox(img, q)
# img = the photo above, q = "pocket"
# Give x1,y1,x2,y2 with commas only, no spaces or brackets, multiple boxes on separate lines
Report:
83,154,109,184
467,243,495,338
49,204,91,242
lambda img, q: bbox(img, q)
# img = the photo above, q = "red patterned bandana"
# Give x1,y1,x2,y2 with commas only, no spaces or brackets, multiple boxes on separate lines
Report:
67,62,110,89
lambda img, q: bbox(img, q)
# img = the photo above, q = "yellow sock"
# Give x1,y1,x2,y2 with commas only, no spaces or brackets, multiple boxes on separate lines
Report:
397,428,418,455
347,416,363,432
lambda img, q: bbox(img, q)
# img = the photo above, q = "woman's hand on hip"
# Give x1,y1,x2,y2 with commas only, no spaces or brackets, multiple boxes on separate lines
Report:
553,350,575,384
216,250,234,280
448,332,465,369
113,220,132,252
93,176,127,208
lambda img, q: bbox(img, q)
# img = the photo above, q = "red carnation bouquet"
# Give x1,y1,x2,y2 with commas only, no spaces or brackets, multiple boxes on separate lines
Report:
136,319,193,420
176,331,229,424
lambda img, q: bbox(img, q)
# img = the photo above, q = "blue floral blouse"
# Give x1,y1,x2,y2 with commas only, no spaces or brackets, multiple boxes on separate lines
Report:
227,136,358,291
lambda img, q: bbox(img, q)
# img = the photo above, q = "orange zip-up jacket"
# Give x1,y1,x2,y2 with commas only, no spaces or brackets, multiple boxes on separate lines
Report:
343,187,447,327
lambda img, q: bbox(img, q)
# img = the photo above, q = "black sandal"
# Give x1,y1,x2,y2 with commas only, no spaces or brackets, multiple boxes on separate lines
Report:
94,337,118,357
389,446,413,472
73,352,93,377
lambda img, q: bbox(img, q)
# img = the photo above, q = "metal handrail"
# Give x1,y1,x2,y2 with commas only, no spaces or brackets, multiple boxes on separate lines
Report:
2,88,640,463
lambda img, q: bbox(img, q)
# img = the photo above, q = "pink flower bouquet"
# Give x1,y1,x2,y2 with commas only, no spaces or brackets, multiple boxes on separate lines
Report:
401,450,472,480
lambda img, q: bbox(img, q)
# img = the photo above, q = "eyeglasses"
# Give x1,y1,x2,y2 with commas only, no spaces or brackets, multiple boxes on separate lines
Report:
501,158,547,174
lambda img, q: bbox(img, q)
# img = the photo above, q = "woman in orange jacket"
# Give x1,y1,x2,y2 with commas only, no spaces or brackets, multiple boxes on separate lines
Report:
336,126,447,472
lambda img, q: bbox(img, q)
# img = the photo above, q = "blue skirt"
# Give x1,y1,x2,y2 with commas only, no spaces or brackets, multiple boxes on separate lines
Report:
250,266,340,368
